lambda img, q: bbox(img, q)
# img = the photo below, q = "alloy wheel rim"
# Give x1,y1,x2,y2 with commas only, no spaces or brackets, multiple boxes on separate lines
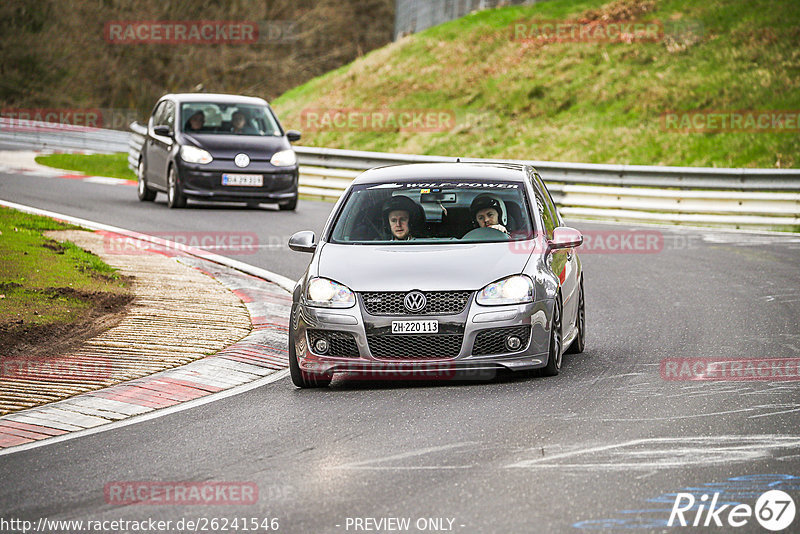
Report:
554,302,562,369
168,171,175,203
137,162,145,194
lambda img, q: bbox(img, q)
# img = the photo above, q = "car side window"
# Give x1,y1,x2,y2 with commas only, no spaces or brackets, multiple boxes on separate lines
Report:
151,101,166,128
536,192,557,239
536,173,564,226
163,101,175,131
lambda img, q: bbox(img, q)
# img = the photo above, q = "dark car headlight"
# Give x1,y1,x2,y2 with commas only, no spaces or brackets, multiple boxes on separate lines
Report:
476,275,534,306
306,277,355,308
180,145,213,164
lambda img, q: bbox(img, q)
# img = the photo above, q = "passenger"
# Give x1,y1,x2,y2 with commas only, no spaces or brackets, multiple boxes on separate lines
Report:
185,110,205,131
470,195,509,235
382,196,421,241
231,111,257,134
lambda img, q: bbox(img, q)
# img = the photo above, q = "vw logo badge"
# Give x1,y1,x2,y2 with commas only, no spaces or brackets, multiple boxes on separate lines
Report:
234,153,250,168
403,291,427,313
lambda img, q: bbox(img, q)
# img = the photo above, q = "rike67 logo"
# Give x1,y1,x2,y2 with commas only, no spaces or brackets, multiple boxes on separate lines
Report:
669,490,795,531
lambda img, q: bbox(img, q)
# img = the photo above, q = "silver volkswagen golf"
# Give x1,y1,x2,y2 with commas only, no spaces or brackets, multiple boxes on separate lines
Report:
287,163,585,387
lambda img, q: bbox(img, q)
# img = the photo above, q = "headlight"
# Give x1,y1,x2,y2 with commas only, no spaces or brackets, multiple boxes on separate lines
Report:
476,275,534,306
270,149,296,167
180,145,213,164
306,278,355,308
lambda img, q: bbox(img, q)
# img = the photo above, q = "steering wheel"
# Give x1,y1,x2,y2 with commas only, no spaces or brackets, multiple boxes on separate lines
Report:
461,226,510,241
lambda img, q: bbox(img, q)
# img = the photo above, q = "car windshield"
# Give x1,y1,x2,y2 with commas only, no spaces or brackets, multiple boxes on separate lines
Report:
329,180,535,244
180,102,282,136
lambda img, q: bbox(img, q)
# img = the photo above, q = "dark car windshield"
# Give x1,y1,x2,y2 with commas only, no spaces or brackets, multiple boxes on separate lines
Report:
181,102,282,136
329,180,535,244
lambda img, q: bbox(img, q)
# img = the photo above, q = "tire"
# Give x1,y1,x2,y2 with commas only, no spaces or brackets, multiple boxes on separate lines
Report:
167,166,186,209
541,297,563,376
137,159,156,202
279,195,298,211
565,279,585,355
288,328,332,388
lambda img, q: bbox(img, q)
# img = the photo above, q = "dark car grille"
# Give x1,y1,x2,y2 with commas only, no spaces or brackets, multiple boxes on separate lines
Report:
361,291,471,316
307,330,359,358
367,334,463,359
472,326,532,356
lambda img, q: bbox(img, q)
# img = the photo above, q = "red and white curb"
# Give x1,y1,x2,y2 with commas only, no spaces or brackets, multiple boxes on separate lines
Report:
0,200,296,454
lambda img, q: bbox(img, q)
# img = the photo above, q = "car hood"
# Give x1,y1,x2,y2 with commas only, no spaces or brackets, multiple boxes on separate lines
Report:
181,133,290,160
316,242,533,292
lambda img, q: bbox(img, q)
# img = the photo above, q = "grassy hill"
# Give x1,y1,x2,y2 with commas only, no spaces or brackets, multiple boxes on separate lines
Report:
272,0,800,168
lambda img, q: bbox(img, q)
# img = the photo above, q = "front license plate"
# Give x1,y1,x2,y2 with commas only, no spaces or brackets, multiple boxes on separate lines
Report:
391,320,438,334
222,174,263,187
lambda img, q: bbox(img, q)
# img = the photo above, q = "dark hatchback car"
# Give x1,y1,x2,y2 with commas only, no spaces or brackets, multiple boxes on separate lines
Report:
136,93,301,210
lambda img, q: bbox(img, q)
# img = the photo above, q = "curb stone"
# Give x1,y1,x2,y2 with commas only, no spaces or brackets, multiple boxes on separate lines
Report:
0,221,293,450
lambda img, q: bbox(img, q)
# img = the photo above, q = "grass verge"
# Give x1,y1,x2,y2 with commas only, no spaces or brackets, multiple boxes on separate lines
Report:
35,153,135,180
272,0,800,168
0,207,132,355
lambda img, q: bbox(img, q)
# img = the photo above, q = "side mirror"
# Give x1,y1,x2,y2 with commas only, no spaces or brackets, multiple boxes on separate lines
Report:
286,130,301,142
153,125,171,137
288,230,316,253
549,226,583,250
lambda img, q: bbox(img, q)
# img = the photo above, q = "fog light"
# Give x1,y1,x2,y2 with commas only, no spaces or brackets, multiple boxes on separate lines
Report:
506,335,522,351
314,337,330,354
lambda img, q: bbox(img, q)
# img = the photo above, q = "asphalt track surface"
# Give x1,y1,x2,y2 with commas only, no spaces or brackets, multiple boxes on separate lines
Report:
2,166,800,533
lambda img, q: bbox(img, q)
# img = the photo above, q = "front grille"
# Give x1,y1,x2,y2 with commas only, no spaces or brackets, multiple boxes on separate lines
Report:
361,291,471,316
307,330,359,358
367,334,463,359
472,325,532,356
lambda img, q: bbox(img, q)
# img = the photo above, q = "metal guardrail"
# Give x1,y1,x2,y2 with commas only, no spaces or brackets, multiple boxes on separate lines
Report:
293,146,800,191
4,118,797,230
290,146,800,229
0,118,130,153
124,122,800,229
129,122,147,172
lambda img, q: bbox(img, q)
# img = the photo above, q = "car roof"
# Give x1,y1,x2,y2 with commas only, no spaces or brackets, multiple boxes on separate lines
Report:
352,162,530,185
162,93,269,106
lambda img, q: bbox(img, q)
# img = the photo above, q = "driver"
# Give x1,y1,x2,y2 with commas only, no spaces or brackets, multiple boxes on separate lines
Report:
185,110,205,131
382,196,421,241
470,195,509,235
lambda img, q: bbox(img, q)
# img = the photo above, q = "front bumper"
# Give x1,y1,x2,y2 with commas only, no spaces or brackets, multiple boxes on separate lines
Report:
177,161,298,202
291,296,554,377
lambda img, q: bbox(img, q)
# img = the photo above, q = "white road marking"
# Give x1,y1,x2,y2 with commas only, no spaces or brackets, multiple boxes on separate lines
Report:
330,442,478,470
505,435,800,470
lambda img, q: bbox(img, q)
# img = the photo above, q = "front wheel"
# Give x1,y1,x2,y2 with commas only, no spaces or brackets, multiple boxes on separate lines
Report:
137,159,156,201
167,166,186,209
288,329,332,388
541,297,563,376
